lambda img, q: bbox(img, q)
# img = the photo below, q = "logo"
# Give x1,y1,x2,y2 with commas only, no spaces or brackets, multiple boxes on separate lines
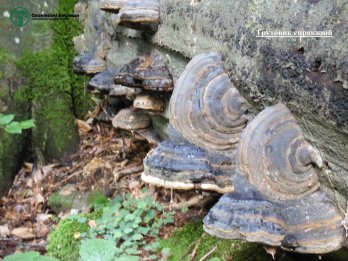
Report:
9,6,30,27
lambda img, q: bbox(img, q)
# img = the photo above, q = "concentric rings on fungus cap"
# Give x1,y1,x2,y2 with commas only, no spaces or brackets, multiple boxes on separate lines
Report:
169,52,248,152
237,103,322,200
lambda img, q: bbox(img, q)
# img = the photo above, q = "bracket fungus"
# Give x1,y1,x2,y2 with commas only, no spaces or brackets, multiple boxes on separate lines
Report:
100,0,160,31
114,50,174,92
111,107,151,130
237,103,321,200
88,69,141,99
203,175,344,254
142,137,234,193
133,94,166,112
73,52,106,75
169,52,248,152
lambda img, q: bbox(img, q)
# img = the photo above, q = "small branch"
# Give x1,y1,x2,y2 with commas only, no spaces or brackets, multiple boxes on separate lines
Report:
198,246,217,261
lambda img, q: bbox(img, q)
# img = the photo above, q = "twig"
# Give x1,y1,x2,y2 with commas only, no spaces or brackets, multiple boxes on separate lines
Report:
54,170,83,189
198,246,217,261
188,233,205,261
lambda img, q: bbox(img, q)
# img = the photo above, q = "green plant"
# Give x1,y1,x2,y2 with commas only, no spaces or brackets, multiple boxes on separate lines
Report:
77,191,174,260
4,251,58,261
160,222,271,261
0,113,35,134
46,217,89,261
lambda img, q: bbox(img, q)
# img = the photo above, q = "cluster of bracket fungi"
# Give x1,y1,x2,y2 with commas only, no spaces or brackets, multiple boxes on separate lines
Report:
73,0,346,255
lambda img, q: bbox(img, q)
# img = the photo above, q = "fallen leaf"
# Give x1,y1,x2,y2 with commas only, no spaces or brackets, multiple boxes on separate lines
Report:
76,119,92,133
88,220,97,228
11,227,35,239
0,224,10,237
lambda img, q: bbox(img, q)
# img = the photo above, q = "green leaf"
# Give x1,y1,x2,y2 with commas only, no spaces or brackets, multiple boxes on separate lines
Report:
144,210,156,223
132,234,143,241
79,239,117,261
3,251,59,261
5,121,22,134
181,206,189,213
0,114,14,125
20,119,35,129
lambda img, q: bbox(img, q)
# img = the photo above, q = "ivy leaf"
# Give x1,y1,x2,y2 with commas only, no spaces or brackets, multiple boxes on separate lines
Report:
0,114,14,125
20,119,35,129
5,121,22,134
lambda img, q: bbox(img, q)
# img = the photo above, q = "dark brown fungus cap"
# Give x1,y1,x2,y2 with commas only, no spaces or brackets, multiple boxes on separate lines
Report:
169,52,248,152
100,0,160,32
142,137,234,193
133,94,166,112
203,175,344,254
237,103,322,200
88,69,117,93
114,50,173,91
111,107,151,130
73,53,106,75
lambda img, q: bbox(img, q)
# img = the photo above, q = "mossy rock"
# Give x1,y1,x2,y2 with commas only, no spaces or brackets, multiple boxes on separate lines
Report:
48,191,76,214
160,222,272,261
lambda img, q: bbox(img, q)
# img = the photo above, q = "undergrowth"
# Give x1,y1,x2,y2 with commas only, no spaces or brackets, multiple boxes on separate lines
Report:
160,221,272,261
47,190,174,261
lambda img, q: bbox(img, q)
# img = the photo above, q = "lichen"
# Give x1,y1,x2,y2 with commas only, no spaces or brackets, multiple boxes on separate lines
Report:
160,222,271,261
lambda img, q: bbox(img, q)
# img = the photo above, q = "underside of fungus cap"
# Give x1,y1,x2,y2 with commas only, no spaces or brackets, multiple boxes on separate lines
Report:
73,52,107,75
142,139,234,193
237,103,322,201
203,174,344,254
114,49,174,92
169,52,248,153
100,0,160,32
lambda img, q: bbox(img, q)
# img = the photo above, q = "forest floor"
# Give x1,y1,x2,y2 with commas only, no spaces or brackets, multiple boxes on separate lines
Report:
0,121,211,259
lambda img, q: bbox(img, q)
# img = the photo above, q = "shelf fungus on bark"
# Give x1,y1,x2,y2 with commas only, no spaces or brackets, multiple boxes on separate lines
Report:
142,138,234,193
114,50,174,92
169,52,248,152
237,103,322,200
203,175,344,254
73,52,107,75
133,94,166,112
88,69,117,93
100,0,160,32
112,107,151,130
88,70,141,99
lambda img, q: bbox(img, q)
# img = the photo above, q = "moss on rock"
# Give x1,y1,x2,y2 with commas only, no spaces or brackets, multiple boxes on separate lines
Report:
160,222,271,261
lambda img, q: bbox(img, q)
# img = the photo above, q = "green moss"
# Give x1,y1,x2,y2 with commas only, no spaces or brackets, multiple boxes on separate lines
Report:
14,0,93,162
160,222,271,261
48,192,76,214
87,191,108,208
46,218,89,261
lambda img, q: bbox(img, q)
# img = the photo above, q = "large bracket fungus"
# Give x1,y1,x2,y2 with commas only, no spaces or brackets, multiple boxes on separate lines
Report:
203,103,345,254
204,175,344,254
141,53,248,193
100,0,160,32
142,135,235,194
169,52,248,152
238,103,322,200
